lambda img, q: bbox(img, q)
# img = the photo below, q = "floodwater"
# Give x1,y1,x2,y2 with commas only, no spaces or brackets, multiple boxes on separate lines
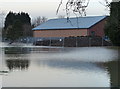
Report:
0,42,119,87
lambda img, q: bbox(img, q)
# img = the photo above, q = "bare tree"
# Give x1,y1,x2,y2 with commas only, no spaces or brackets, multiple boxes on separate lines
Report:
57,0,112,18
57,0,90,18
32,16,47,27
99,0,110,10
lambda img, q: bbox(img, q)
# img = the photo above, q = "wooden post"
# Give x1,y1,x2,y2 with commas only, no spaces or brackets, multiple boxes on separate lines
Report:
76,37,77,47
35,37,37,45
49,37,51,46
89,37,90,47
102,37,103,46
89,37,91,47
63,38,64,47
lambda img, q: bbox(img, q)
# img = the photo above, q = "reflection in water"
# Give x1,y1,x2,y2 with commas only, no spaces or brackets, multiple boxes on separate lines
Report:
4,47,30,71
36,59,103,71
104,61,120,87
3,59,111,87
0,76,2,89
1,47,119,87
6,59,30,71
4,47,30,54
29,47,118,63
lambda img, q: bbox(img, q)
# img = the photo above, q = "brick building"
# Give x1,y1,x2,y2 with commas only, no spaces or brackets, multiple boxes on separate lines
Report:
32,16,107,38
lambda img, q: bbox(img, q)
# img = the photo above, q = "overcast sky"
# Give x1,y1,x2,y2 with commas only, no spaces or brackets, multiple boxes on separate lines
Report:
0,0,112,27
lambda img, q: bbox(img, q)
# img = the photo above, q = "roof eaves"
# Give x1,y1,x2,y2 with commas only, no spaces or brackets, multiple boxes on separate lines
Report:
32,27,89,31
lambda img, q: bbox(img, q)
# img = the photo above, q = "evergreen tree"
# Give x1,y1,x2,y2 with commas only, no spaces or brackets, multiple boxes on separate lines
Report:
6,20,23,43
4,11,32,43
104,1,120,46
4,11,16,29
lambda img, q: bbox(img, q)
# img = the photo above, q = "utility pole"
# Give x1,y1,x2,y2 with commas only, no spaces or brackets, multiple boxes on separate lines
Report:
0,11,5,43
0,11,5,79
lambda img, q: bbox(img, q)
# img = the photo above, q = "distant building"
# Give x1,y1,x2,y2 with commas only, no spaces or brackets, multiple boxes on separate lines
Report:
32,16,107,38
112,0,120,2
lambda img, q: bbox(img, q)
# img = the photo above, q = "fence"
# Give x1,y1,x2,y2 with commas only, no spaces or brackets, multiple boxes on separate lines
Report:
2,36,112,47
33,36,112,47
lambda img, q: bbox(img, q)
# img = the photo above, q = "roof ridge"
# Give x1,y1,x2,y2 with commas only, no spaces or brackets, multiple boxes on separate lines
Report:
48,15,107,21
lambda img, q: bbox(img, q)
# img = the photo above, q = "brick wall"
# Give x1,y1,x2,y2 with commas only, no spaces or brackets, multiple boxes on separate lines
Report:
33,29,88,37
88,19,106,37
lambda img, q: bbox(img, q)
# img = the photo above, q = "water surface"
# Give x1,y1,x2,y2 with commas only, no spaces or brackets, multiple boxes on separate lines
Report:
0,45,119,87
